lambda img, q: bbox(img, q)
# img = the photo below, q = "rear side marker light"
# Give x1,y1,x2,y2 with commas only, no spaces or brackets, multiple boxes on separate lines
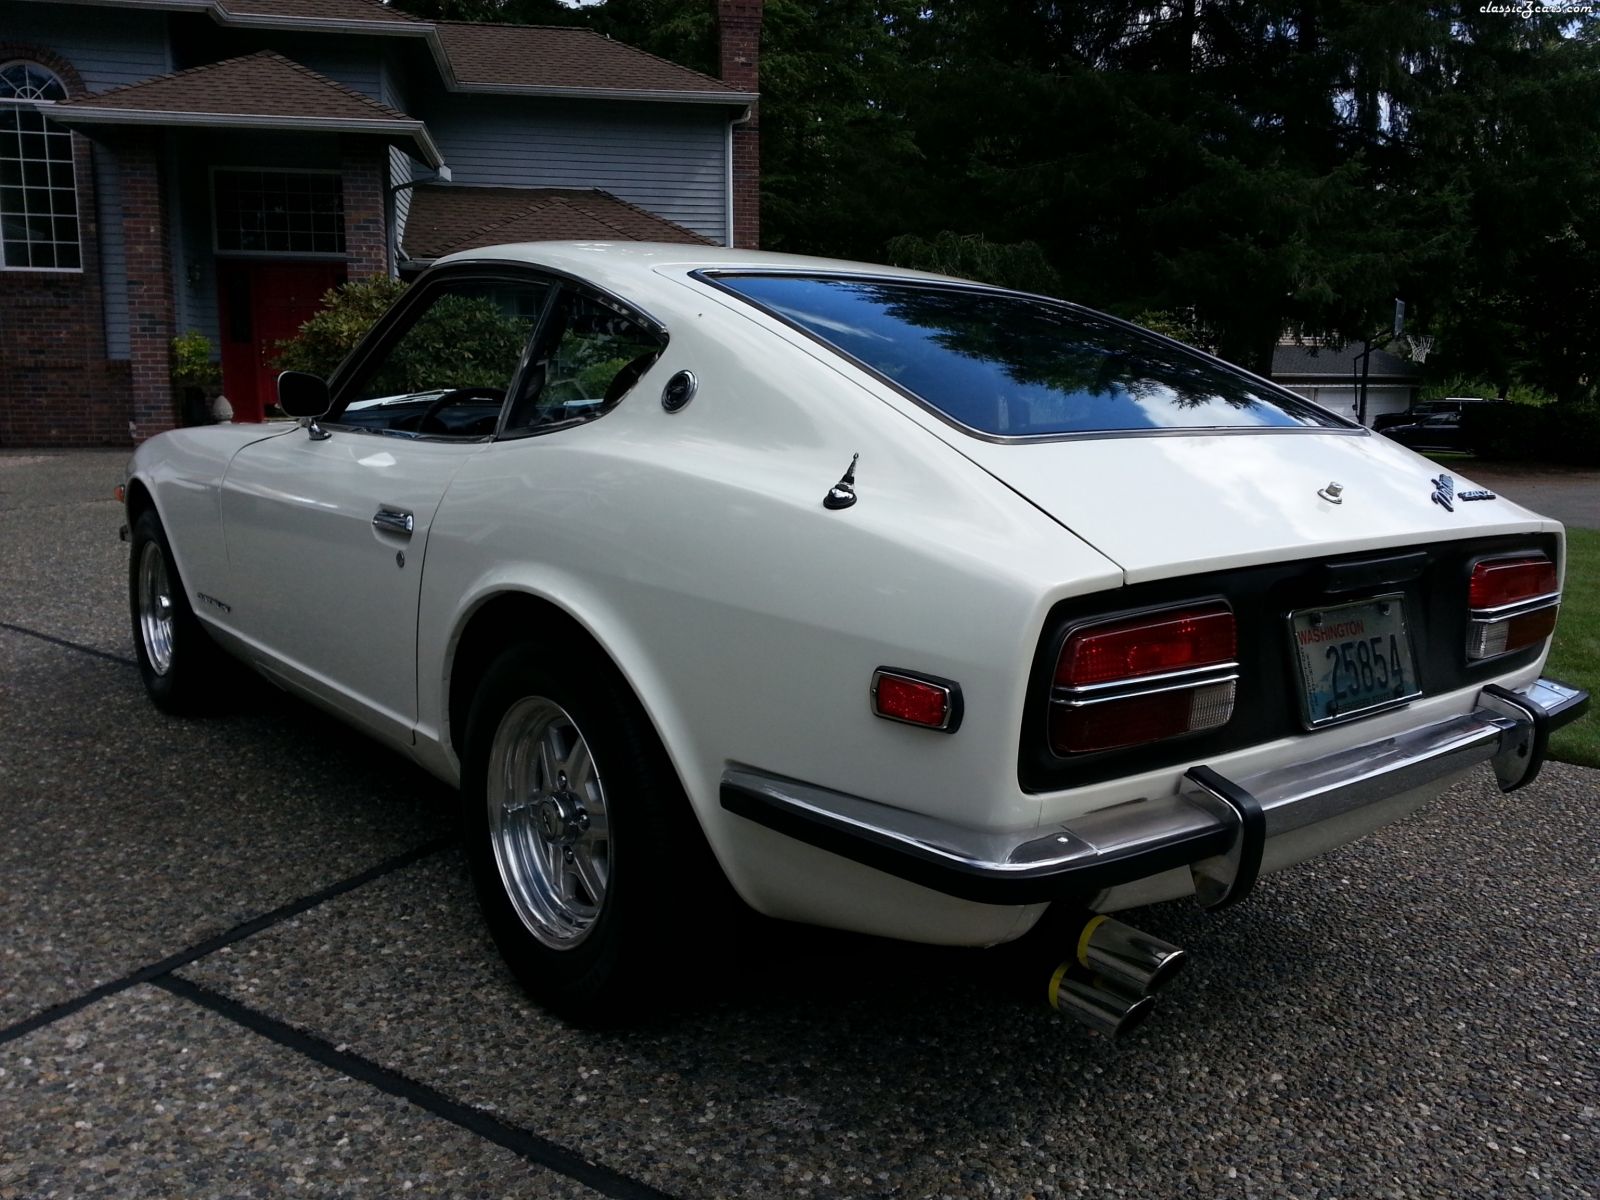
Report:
1050,604,1239,755
1467,556,1561,661
871,668,962,733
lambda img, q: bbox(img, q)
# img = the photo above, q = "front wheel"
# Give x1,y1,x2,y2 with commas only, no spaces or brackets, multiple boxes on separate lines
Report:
128,508,222,714
461,642,719,1025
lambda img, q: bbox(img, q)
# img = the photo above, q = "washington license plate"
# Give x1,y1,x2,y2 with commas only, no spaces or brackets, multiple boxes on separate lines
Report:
1289,594,1420,727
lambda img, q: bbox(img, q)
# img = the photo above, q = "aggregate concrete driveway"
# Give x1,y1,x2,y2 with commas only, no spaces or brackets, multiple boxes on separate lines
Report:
2,449,1597,1199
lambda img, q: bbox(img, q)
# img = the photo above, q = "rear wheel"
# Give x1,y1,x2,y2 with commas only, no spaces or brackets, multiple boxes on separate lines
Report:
462,641,714,1024
128,508,222,714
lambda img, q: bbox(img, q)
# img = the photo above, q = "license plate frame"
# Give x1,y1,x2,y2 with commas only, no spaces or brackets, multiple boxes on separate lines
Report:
1287,593,1422,729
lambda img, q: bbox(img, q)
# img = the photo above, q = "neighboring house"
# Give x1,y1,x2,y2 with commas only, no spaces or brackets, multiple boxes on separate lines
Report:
1271,339,1422,428
0,0,761,444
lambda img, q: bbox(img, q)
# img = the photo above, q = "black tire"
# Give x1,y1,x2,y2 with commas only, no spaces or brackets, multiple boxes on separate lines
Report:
128,508,223,714
461,641,720,1025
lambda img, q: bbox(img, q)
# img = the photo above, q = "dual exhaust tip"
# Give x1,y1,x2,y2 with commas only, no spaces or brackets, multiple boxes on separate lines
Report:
1045,914,1187,1038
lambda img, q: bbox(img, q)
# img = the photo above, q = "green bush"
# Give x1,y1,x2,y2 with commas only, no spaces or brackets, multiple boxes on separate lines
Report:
171,330,220,393
1463,402,1600,465
274,276,410,379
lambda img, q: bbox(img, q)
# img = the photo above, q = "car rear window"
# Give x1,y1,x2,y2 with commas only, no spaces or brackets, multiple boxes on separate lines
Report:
709,274,1349,438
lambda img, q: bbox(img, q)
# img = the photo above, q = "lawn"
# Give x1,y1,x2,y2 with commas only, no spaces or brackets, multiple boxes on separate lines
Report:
1547,527,1599,768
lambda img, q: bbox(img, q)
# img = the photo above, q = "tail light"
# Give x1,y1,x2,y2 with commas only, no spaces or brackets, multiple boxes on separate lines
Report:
1049,604,1238,754
1467,555,1560,660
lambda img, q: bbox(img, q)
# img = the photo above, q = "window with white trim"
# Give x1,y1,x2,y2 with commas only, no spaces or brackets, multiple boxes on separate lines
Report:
0,61,80,271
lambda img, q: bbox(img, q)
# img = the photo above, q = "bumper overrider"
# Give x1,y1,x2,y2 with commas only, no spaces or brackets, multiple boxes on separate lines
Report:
721,677,1589,910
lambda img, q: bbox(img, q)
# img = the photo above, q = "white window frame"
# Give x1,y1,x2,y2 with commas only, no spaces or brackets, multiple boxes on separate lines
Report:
0,60,83,274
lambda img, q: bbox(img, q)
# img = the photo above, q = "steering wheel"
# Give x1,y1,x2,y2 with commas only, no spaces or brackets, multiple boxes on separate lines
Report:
417,386,506,434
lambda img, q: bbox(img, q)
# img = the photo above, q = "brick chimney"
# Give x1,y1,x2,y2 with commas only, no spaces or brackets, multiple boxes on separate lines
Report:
715,0,761,248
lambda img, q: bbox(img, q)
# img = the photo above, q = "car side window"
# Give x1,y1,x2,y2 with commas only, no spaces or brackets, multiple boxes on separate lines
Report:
336,279,550,438
501,289,664,436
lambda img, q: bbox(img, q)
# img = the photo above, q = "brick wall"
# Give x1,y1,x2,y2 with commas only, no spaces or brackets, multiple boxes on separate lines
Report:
342,139,389,280
716,0,762,249
121,134,176,443
0,43,131,447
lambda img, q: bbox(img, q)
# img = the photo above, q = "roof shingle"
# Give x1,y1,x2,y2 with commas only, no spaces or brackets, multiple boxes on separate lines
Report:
433,22,742,96
403,185,712,260
51,51,415,123
1271,342,1422,382
217,0,423,22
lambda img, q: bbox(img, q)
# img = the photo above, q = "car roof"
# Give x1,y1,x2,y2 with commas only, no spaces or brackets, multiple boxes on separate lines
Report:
431,240,973,312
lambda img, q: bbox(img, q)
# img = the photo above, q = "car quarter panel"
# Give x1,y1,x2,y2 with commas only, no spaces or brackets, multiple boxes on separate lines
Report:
411,307,1124,934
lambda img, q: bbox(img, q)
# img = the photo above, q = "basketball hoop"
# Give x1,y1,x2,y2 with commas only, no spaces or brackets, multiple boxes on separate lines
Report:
1407,335,1434,363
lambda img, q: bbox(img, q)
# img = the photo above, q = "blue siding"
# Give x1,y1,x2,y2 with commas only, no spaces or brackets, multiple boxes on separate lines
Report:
0,2,171,92
94,147,129,358
424,96,730,244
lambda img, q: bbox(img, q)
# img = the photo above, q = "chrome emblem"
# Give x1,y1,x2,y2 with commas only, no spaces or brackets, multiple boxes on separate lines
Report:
1317,481,1344,504
1430,474,1455,512
1459,488,1498,502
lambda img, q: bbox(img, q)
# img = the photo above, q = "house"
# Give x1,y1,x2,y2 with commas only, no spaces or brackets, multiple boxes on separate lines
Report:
0,0,762,445
1270,339,1423,428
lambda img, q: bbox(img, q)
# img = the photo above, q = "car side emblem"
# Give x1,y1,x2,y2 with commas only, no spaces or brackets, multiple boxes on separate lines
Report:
1430,474,1455,512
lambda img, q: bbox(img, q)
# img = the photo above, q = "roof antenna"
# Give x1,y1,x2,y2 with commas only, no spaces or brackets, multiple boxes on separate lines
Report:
823,453,859,510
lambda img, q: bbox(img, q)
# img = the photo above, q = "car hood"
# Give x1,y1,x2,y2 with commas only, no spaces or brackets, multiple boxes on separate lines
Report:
951,431,1555,584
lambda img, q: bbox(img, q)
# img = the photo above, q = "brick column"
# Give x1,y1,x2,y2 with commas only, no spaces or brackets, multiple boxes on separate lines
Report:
716,0,762,249
121,134,176,443
341,139,388,280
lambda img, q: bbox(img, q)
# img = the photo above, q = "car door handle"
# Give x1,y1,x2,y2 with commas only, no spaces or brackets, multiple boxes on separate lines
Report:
372,507,415,536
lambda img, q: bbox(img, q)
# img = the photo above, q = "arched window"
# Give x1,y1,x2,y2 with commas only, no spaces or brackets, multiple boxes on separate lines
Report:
0,61,80,270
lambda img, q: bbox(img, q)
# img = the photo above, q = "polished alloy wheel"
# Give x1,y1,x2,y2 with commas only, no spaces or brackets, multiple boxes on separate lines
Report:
487,696,611,949
137,541,176,676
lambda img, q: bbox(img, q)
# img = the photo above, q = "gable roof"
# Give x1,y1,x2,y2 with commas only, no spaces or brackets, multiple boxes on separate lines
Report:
403,185,712,262
1271,342,1422,383
432,22,749,101
47,51,443,166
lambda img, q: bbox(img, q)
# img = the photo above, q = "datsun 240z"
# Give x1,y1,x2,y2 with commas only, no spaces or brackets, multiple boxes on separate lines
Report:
122,244,1588,1034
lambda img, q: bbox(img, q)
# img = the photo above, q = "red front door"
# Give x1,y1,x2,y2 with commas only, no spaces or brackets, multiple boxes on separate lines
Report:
217,261,346,422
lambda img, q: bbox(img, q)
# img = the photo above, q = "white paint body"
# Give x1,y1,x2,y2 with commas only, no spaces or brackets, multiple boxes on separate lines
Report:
128,243,1564,948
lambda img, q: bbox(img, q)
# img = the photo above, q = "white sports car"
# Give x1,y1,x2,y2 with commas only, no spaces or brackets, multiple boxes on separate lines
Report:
124,243,1587,1034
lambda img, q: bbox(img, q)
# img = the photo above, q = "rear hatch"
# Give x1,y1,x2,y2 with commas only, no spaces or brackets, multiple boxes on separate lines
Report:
950,428,1552,583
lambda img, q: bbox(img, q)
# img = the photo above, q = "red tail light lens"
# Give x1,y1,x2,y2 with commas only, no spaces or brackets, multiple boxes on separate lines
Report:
1051,604,1238,754
1056,606,1236,687
1469,557,1557,609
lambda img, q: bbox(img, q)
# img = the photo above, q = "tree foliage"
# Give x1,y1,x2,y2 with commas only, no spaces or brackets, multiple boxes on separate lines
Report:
273,277,410,379
417,0,1600,400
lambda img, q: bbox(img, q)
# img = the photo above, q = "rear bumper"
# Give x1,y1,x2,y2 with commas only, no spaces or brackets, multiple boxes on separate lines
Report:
720,677,1589,908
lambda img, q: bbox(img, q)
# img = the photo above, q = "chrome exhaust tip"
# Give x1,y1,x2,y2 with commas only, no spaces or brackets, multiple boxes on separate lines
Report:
1048,967,1155,1038
1077,915,1188,996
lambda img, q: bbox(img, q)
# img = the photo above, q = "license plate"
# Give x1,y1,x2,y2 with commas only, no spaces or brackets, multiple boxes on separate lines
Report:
1288,594,1420,727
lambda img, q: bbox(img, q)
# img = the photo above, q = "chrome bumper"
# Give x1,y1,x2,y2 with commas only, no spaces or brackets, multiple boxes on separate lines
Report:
720,677,1589,908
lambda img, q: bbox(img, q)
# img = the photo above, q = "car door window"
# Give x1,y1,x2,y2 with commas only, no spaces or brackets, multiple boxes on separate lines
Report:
502,289,665,436
336,279,550,438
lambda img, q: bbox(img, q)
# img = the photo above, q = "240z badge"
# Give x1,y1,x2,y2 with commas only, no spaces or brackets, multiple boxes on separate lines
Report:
1430,474,1496,512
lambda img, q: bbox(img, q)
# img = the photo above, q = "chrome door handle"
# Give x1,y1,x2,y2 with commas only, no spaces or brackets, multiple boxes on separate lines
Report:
372,507,414,536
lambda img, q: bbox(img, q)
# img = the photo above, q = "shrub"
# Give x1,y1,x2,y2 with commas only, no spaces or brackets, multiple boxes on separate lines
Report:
171,330,220,393
274,276,410,379
1463,402,1600,465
